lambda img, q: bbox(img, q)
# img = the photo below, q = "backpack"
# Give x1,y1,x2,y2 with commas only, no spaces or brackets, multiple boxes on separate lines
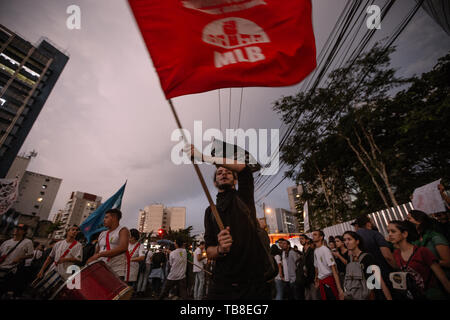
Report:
343,253,370,300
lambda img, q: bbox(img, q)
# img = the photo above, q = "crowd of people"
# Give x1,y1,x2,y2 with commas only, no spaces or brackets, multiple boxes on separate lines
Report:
1,143,450,301
0,210,213,300
270,210,450,300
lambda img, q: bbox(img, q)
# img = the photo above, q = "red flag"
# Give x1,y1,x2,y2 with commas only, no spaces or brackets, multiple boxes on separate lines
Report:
128,0,316,99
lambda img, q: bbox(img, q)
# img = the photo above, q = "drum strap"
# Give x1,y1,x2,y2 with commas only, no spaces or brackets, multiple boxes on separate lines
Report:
55,241,78,266
106,231,112,262
126,243,140,282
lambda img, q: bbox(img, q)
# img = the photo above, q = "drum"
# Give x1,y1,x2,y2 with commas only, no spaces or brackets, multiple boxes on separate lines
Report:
51,261,133,300
30,268,65,300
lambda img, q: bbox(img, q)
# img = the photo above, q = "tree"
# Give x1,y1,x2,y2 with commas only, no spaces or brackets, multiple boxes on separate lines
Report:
165,226,198,247
274,46,450,228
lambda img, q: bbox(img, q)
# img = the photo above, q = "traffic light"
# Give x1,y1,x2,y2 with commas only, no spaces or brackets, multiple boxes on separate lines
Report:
158,228,165,238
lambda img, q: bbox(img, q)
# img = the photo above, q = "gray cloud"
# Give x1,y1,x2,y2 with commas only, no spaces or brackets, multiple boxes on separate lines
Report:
0,0,448,233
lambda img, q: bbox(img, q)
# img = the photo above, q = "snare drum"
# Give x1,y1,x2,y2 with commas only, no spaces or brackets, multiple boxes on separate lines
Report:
30,268,65,300
51,261,133,300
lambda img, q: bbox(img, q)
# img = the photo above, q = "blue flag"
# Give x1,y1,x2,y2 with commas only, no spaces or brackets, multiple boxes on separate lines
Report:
80,182,127,243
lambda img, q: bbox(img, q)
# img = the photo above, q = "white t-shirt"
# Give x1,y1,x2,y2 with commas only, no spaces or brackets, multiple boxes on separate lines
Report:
0,238,34,270
125,242,146,282
193,247,206,273
274,255,282,281
98,226,128,278
314,245,336,280
281,252,289,282
145,250,153,264
167,248,187,281
49,239,83,279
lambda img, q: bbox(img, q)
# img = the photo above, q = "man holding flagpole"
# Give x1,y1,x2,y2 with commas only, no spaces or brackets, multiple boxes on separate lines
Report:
86,209,129,280
184,144,272,300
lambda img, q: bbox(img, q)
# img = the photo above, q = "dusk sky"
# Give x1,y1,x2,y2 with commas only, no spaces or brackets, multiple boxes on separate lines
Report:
0,0,449,236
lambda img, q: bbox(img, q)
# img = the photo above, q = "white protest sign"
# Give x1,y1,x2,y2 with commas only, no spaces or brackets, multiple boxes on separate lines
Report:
412,179,446,214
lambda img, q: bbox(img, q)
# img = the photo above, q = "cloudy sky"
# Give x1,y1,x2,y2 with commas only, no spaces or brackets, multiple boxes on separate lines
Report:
0,0,449,236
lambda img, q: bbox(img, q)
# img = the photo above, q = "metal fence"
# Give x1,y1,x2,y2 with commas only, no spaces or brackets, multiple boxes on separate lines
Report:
307,202,415,239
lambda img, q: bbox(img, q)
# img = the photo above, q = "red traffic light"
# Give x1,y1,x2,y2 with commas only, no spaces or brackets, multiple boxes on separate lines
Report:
158,229,163,235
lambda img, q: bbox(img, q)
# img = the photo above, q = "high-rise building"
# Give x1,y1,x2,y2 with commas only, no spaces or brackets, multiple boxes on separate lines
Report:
138,204,186,235
12,170,61,220
0,24,69,178
287,185,303,214
266,208,299,234
5,154,62,220
54,192,102,239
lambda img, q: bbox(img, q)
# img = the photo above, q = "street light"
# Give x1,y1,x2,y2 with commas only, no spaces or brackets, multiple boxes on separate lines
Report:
265,208,272,214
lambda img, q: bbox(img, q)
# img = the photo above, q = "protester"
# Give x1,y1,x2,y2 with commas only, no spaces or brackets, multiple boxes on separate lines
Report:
149,247,166,298
312,230,344,300
279,238,300,300
434,211,450,243
159,238,188,300
81,232,100,266
36,225,82,281
193,241,207,300
333,235,349,284
185,144,271,300
352,214,397,288
407,210,450,273
86,209,129,280
0,224,34,298
303,237,320,300
342,231,392,300
388,220,450,299
136,249,152,297
126,229,145,288
270,244,284,300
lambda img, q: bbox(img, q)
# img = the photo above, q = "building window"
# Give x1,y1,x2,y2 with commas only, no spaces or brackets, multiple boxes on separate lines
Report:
45,178,50,182
42,184,47,189
40,191,45,195
34,205,39,209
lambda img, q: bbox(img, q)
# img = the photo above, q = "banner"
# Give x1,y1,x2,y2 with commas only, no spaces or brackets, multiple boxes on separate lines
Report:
303,200,310,233
0,178,19,215
80,182,127,243
412,179,447,215
128,0,316,98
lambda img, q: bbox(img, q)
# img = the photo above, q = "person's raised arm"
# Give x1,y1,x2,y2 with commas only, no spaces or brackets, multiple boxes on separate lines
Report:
184,144,245,173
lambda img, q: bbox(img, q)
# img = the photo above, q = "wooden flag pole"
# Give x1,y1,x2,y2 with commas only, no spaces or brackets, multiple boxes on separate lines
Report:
167,99,225,231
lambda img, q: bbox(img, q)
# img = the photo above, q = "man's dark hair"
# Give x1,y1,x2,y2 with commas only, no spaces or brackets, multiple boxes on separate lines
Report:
313,230,325,239
130,228,140,241
175,238,185,248
354,214,370,228
213,166,238,184
270,244,282,256
199,241,205,246
105,208,122,220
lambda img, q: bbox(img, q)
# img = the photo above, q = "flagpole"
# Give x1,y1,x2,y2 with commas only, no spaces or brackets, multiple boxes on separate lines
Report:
167,99,224,231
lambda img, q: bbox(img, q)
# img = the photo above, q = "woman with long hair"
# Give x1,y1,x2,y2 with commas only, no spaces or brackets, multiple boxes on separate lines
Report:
343,231,392,300
388,220,450,299
407,210,450,272
270,244,284,300
333,236,349,285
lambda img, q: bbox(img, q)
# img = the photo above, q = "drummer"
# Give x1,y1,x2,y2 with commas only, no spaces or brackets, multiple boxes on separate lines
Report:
35,225,83,281
86,209,129,280
125,229,146,288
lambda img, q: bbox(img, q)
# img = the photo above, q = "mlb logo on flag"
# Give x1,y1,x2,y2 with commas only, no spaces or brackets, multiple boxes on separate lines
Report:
128,0,316,98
